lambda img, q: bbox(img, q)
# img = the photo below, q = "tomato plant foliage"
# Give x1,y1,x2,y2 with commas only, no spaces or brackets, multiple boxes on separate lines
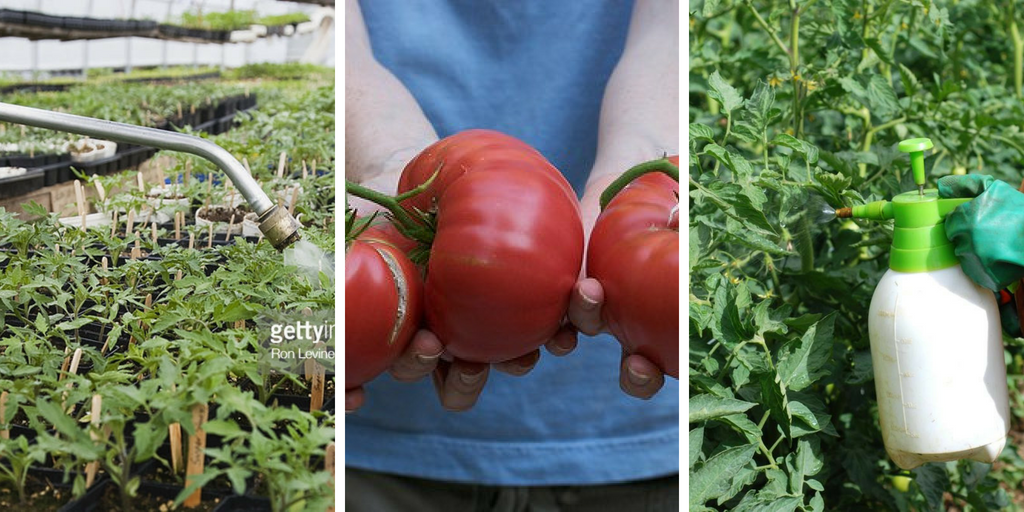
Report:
690,0,1024,510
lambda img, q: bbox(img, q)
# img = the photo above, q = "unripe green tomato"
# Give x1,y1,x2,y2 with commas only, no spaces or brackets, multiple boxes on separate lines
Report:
825,383,835,396
1014,354,1023,373
891,475,912,493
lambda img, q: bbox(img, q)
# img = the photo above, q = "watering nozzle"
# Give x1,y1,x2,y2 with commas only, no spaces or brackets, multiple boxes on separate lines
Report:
0,101,302,250
898,138,934,196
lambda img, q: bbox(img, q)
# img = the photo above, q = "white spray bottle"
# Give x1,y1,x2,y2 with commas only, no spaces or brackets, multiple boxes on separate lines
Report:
837,137,1010,470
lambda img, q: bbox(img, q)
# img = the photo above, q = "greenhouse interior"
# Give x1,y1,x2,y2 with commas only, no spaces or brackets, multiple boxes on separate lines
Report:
0,0,336,510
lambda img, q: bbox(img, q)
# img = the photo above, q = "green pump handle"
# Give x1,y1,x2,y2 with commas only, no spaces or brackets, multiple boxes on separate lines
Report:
836,137,971,272
899,137,933,196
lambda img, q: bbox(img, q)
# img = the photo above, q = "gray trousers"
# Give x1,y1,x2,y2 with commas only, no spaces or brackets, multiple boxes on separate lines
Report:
345,467,679,512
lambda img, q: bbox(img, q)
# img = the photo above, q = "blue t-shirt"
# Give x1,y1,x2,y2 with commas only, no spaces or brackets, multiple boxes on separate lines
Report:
347,0,679,486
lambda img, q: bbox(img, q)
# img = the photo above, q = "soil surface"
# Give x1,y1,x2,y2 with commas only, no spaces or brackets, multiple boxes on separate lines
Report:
198,206,250,223
96,483,222,512
0,480,72,511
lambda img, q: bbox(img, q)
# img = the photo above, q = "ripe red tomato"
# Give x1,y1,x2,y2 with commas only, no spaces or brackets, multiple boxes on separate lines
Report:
586,156,679,378
397,130,584,362
345,221,423,389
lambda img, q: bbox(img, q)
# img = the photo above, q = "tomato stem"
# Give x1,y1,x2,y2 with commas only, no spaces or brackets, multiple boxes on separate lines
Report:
344,167,441,245
599,157,680,210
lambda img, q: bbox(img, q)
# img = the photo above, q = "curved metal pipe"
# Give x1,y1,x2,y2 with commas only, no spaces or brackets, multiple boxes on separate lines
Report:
0,101,302,249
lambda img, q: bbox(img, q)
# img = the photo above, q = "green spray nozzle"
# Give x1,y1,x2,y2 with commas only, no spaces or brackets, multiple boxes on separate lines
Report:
836,191,970,272
898,137,934,196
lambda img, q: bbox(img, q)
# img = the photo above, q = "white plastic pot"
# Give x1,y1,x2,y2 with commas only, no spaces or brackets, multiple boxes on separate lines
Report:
283,24,295,36
66,138,117,163
249,24,268,37
869,264,1010,469
144,186,190,225
230,30,258,43
242,212,261,238
58,212,111,229
0,167,27,178
295,21,316,34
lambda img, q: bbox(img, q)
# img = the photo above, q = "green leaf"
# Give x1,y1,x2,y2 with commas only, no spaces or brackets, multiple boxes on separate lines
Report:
771,133,819,164
702,0,720,17
913,464,950,512
58,317,92,331
776,312,837,391
898,63,919,96
708,70,743,114
744,81,780,135
34,313,48,333
786,437,823,493
689,443,758,508
689,394,756,422
866,74,901,119
691,123,716,143
838,76,867,99
845,350,873,385
704,143,755,179
720,413,763,443
863,37,893,66
759,370,791,438
689,426,704,469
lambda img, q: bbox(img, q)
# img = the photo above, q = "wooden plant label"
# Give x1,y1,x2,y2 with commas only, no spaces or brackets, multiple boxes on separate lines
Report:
325,442,335,512
277,152,287,178
125,209,135,239
0,391,8,440
310,362,325,412
85,394,102,488
61,348,84,412
169,385,183,474
73,180,87,231
94,178,106,202
184,402,209,508
288,187,300,215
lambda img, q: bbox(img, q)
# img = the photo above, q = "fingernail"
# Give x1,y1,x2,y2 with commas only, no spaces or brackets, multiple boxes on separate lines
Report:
416,351,443,365
627,366,651,386
580,293,599,310
459,370,485,385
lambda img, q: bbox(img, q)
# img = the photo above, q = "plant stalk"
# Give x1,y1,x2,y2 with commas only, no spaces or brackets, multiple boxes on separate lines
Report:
599,157,679,210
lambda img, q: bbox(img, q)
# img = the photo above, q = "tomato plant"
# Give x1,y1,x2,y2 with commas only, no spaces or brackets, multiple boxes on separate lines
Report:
690,0,1024,510
350,129,584,363
587,156,679,378
344,213,423,389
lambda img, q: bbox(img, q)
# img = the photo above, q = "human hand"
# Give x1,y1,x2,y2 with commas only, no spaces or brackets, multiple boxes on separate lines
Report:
385,328,578,412
570,185,667,400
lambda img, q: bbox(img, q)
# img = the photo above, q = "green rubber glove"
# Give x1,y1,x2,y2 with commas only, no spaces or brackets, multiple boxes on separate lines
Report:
1000,299,1021,335
938,174,1024,291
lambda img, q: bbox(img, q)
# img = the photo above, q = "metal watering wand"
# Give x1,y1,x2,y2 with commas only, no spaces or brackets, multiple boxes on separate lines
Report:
0,101,302,250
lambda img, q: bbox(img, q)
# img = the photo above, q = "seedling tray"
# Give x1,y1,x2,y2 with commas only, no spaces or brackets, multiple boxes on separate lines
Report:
0,168,46,199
